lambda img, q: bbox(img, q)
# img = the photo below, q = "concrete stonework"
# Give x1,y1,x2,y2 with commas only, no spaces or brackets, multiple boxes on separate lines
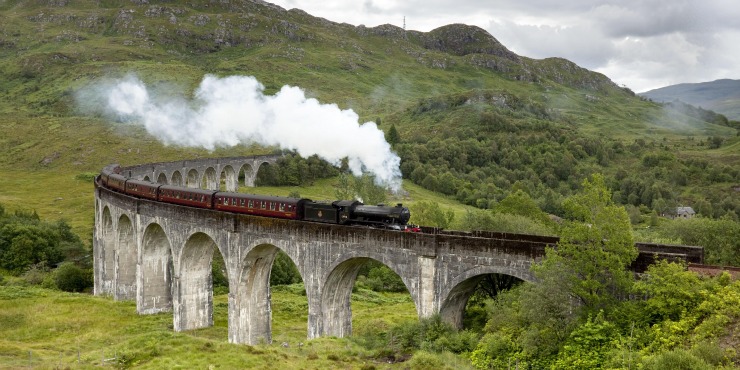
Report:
93,157,704,345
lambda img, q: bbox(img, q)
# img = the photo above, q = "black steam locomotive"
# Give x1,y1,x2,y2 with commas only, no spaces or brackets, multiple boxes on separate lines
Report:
98,164,411,229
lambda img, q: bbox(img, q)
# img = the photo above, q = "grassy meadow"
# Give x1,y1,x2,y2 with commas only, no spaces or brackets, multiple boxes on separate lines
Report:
0,283,443,369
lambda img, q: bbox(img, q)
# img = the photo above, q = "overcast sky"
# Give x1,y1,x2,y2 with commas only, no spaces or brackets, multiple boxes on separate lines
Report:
269,0,740,93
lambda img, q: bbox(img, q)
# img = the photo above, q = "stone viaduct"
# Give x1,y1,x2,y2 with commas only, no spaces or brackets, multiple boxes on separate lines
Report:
93,156,704,345
123,155,281,191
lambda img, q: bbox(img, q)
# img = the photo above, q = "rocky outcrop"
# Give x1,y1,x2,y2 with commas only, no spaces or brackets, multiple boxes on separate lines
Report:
419,24,520,61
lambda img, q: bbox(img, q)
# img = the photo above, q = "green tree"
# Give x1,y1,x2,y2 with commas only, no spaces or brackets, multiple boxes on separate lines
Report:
494,189,552,226
634,260,703,322
661,217,740,266
537,174,637,314
0,222,65,274
354,174,388,205
410,201,455,228
334,173,355,200
387,124,401,145
270,251,302,286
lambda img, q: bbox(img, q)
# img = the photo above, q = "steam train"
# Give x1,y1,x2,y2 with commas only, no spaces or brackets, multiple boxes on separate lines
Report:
98,164,412,229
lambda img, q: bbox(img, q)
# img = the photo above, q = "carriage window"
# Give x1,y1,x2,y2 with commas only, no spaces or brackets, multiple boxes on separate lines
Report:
240,199,245,206
223,197,228,205
279,203,285,211
249,200,254,208
271,202,276,211
261,201,266,209
232,198,237,206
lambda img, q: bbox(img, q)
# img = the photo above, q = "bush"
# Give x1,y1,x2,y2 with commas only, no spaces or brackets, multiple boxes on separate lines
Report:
53,262,92,292
21,263,50,285
407,351,444,370
642,348,713,370
690,341,726,367
385,315,471,355
365,265,406,292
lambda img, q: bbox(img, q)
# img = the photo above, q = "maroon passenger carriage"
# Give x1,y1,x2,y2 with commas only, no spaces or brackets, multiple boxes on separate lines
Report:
158,185,216,209
214,192,307,220
125,179,160,201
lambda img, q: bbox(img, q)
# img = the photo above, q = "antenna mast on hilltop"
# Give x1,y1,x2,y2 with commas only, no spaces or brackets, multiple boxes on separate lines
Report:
403,16,406,31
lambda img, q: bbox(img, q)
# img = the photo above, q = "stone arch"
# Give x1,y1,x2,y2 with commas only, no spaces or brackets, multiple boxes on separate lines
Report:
230,243,280,344
186,169,200,189
156,172,168,185
116,214,137,300
321,253,418,338
171,171,183,186
139,223,173,314
250,161,274,187
203,167,218,190
174,232,220,332
220,165,237,192
143,175,151,182
438,266,533,329
100,206,115,295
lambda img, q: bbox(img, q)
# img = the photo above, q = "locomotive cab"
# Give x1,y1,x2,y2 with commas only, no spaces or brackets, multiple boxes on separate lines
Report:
333,200,362,224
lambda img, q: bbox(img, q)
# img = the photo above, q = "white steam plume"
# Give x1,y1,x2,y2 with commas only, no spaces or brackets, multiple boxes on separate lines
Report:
102,75,402,191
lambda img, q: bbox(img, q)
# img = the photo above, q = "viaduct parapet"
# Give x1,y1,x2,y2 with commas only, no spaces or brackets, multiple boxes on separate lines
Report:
122,155,280,191
93,157,704,345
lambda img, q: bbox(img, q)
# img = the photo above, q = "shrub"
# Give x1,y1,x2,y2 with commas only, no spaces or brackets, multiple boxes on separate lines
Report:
642,348,713,370
365,265,406,292
690,341,726,367
407,351,444,370
21,263,50,285
54,262,92,292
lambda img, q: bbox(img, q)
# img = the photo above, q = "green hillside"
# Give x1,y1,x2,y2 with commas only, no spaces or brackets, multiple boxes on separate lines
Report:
0,0,737,235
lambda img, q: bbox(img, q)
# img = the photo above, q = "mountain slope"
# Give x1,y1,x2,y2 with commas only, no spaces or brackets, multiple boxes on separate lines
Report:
640,79,740,120
0,0,737,233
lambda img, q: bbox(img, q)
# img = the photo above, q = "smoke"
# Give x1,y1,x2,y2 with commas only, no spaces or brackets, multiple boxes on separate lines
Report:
94,74,402,191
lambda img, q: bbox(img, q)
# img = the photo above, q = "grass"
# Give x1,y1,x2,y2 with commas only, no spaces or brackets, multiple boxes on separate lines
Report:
0,284,419,369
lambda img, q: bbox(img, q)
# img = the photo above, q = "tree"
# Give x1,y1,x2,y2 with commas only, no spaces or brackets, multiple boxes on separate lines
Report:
634,260,703,322
270,251,301,286
387,124,401,145
0,222,65,274
494,189,552,226
536,174,637,315
354,174,388,205
334,173,355,200
661,217,740,266
410,201,455,228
